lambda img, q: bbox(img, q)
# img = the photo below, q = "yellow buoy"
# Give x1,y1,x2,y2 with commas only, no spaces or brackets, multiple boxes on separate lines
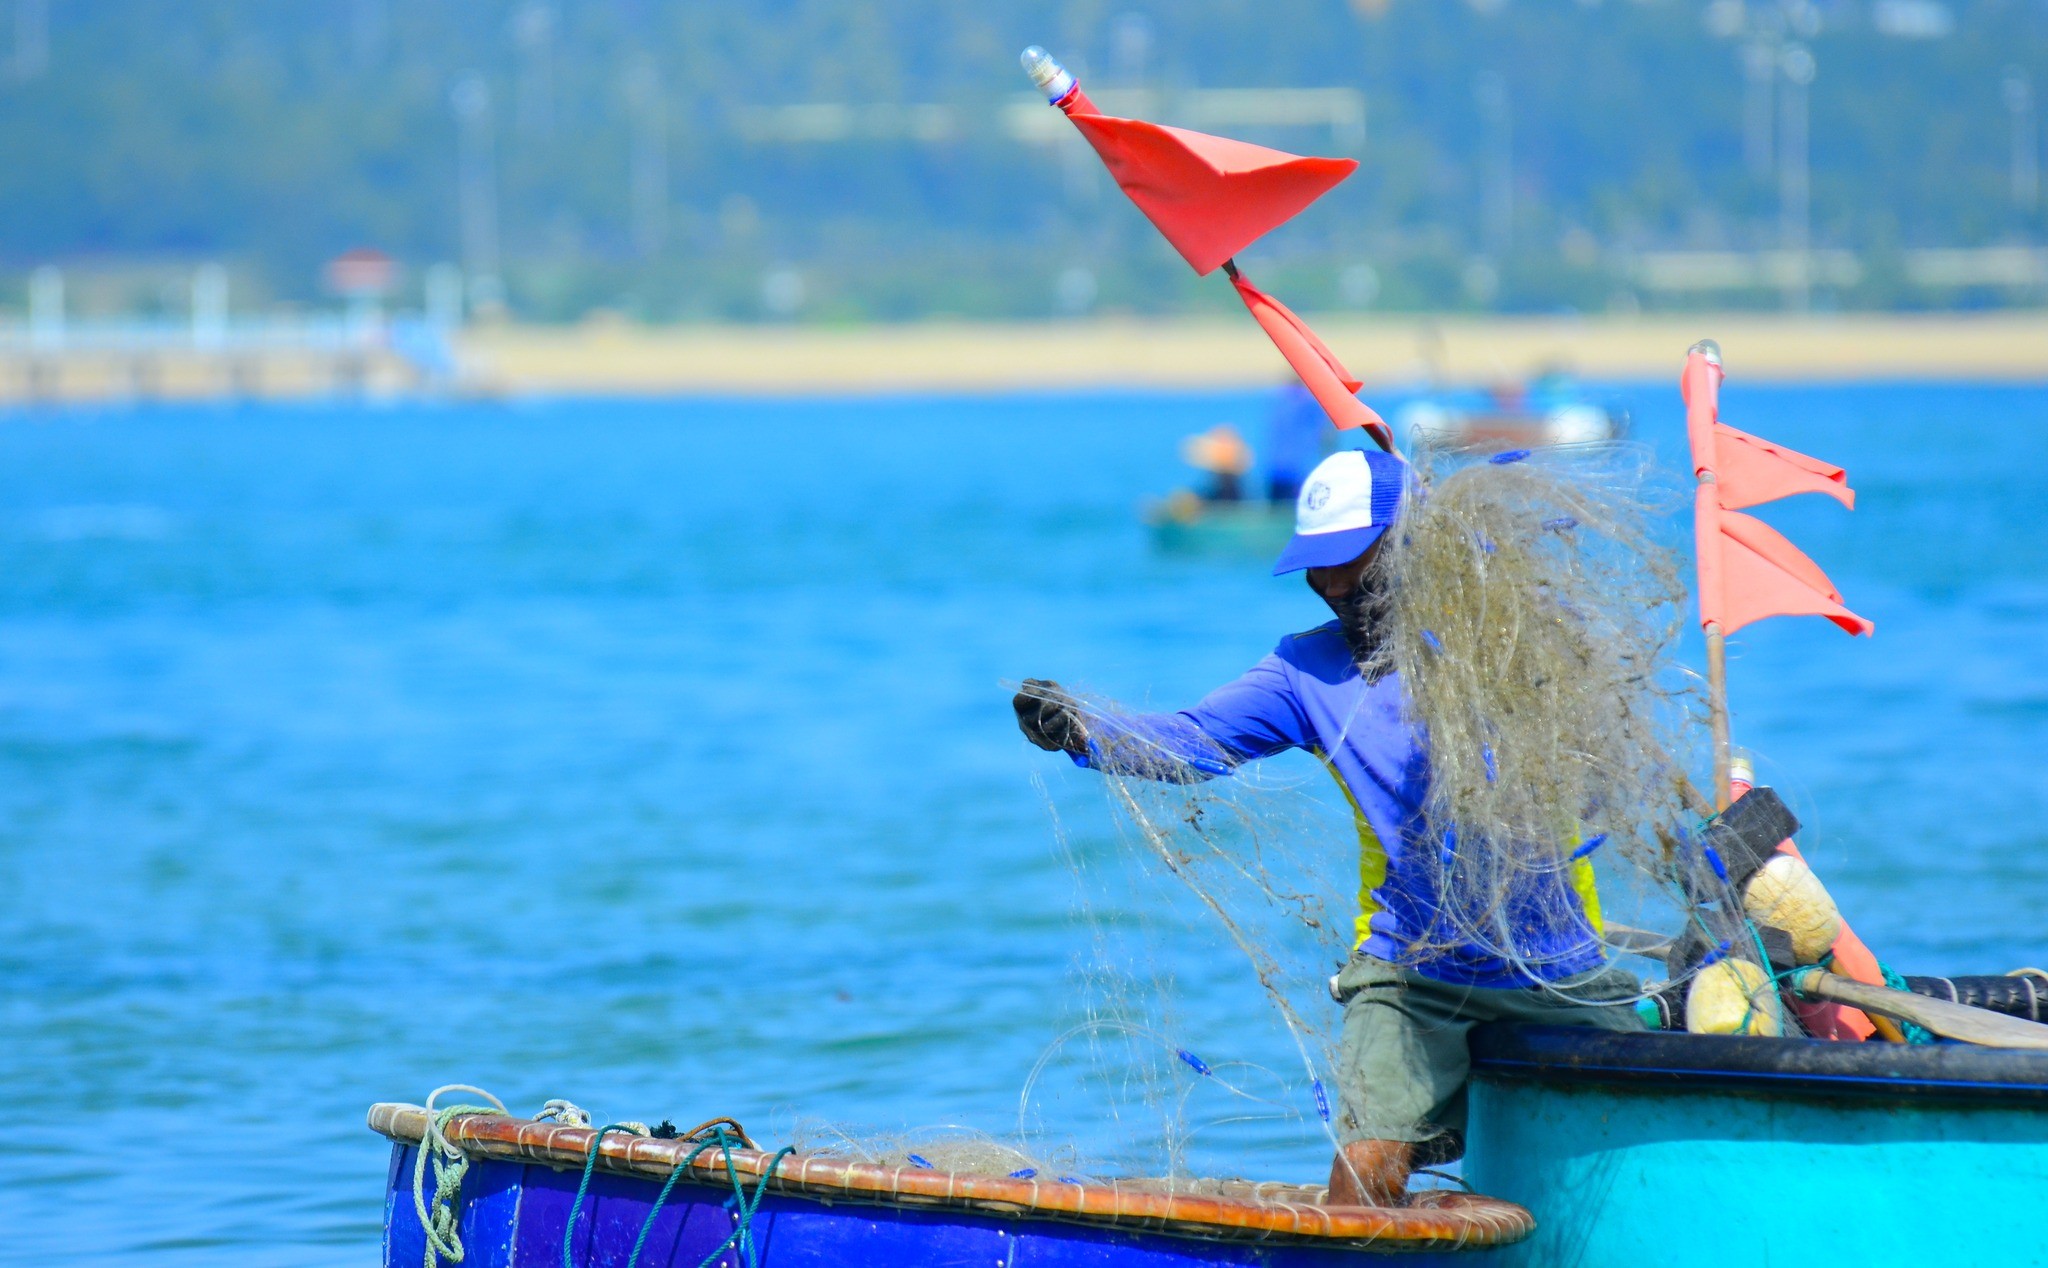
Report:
1742,853,1842,965
1686,956,1783,1036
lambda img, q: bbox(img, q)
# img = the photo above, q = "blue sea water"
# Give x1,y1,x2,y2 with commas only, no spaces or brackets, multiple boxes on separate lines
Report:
0,383,2044,1263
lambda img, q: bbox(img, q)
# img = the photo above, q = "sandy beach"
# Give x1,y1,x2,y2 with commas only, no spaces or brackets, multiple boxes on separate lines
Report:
5,312,2044,404
463,312,2048,395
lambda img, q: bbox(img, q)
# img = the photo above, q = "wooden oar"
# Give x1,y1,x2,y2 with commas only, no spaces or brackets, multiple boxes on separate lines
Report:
1788,968,2048,1051
1608,924,2048,1050
1603,923,1672,959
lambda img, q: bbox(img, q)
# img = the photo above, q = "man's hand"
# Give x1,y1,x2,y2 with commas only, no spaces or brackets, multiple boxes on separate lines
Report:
1013,679,1090,755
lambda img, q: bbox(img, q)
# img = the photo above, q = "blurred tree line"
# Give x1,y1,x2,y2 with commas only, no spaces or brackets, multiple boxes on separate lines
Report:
0,0,2043,320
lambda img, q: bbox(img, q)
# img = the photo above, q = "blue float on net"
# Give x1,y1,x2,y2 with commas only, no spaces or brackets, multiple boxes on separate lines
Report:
908,1154,934,1169
1482,745,1498,783
1703,845,1729,884
1312,1079,1331,1123
1177,1049,1213,1077
1009,1167,1038,1179
1489,449,1532,464
1569,833,1608,861
1421,629,1443,653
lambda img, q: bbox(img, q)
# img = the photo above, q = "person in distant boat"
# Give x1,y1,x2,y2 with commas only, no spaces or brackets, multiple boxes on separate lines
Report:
1179,424,1253,503
1261,382,1327,505
1012,448,1642,1209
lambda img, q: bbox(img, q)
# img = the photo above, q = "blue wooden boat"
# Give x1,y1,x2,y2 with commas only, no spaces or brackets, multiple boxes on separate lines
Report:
369,1102,1532,1266
1463,1024,2048,1267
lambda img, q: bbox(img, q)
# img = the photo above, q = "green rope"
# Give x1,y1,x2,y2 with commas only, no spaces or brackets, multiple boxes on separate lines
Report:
1879,962,1937,1044
1758,952,1936,1045
562,1124,645,1268
627,1134,730,1268
681,1139,796,1268
412,1104,496,1268
1735,917,1785,1034
561,1123,795,1268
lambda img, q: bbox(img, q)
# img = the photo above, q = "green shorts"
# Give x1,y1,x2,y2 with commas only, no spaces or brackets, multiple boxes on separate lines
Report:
1332,953,1644,1163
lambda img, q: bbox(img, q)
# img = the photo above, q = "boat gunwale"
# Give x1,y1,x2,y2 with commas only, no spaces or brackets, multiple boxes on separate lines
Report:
1471,1023,2048,1106
368,1103,1534,1251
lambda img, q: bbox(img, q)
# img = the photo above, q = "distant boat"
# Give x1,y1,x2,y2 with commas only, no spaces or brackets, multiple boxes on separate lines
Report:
1395,376,1628,449
1145,490,1296,558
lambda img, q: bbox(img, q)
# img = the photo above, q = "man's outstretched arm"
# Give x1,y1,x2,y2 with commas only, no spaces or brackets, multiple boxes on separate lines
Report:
1012,655,1310,783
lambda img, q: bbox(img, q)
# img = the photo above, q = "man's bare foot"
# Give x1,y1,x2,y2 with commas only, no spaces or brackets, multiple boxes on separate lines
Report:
1325,1139,1413,1208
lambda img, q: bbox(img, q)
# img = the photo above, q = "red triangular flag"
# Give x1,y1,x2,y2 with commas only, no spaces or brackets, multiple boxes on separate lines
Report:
1066,113,1356,276
1714,423,1854,512
1708,510,1873,637
1230,270,1391,449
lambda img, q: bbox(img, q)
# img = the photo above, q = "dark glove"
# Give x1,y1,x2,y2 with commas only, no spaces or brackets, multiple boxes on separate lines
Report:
1013,679,1089,755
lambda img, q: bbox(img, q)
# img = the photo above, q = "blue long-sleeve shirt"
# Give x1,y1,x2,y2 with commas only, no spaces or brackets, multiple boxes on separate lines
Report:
1074,621,1606,988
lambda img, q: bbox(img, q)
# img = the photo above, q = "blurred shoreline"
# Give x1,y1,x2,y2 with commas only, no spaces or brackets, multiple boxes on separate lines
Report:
462,313,2048,394
4,313,2047,404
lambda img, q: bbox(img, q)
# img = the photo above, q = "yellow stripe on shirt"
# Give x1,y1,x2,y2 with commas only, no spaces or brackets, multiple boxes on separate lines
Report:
1317,748,1606,951
1314,748,1386,950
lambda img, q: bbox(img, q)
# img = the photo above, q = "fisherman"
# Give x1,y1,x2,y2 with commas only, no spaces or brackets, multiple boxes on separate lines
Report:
1013,447,1643,1208
1179,424,1254,504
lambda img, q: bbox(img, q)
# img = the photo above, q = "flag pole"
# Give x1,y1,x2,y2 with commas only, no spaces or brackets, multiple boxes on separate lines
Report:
1678,337,1897,1039
1705,621,1731,811
1683,339,1733,810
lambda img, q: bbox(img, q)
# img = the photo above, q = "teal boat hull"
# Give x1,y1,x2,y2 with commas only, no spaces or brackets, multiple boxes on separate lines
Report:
1464,1026,2048,1267
1148,504,1295,558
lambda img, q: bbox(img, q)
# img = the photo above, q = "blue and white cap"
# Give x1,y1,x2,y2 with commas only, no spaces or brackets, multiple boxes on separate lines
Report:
1271,449,1408,576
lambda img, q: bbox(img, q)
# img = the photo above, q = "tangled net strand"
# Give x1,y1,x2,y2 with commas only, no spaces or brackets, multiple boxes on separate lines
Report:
1361,443,1705,980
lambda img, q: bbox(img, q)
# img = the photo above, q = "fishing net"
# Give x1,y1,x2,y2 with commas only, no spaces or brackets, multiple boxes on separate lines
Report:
995,442,1738,1181
786,1119,1073,1179
764,753,1357,1190
802,443,1736,1191
1355,442,1710,994
1009,706,1366,1182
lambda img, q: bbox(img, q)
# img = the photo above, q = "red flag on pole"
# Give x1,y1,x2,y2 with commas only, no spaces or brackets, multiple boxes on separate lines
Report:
1707,509,1875,637
1024,47,1387,449
1229,269,1391,448
1684,342,1885,1043
1064,113,1358,277
1712,423,1854,512
1683,346,1870,638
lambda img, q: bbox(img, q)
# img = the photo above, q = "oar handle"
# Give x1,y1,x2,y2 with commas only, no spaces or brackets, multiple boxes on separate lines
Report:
1791,968,2048,1051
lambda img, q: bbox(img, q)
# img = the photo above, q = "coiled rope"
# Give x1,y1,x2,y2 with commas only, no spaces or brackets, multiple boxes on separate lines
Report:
412,1084,508,1268
411,1088,791,1268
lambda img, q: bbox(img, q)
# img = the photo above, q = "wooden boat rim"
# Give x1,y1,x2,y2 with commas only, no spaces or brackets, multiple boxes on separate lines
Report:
367,1103,1534,1250
1472,1023,2048,1105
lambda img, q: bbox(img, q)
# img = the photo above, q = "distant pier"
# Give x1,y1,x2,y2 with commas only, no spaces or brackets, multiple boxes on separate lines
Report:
0,316,457,405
